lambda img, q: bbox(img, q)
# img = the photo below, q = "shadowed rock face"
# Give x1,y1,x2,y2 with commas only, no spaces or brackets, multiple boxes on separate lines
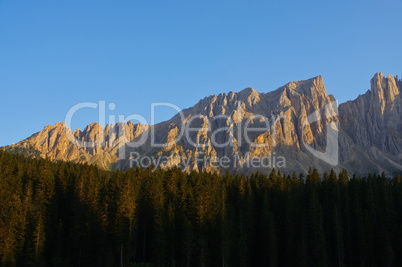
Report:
5,73,402,175
339,73,402,175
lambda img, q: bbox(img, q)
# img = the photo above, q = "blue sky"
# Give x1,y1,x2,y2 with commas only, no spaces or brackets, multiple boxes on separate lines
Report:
0,0,401,147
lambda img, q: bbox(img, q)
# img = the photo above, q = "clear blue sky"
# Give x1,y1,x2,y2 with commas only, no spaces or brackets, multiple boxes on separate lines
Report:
0,0,401,147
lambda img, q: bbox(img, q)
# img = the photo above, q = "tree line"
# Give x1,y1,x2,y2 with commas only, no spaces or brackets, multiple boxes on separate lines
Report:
0,150,401,266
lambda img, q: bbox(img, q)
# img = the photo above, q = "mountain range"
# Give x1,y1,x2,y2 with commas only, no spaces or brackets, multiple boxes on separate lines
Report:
4,72,402,175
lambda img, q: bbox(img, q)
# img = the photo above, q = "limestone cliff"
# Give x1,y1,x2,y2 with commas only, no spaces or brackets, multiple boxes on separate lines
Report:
122,75,339,174
6,121,150,169
4,73,402,175
339,72,402,174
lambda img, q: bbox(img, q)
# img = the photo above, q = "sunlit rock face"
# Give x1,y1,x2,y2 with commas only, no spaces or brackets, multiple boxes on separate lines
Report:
6,73,402,175
6,121,150,170
339,73,402,175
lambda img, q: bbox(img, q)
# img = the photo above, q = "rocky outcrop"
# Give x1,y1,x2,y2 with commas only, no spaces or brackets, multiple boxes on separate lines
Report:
339,72,402,174
6,121,150,169
4,73,402,175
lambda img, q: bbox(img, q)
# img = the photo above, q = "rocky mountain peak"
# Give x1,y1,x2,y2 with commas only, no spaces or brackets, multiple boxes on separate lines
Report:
238,87,257,95
370,72,400,110
298,75,325,94
280,75,328,104
54,122,66,128
338,72,402,174
237,87,260,107
5,73,401,175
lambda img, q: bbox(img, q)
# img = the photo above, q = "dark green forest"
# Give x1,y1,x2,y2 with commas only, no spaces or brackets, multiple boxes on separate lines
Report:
0,150,401,267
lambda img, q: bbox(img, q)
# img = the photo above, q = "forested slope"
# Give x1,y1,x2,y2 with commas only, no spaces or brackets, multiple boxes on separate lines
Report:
0,150,401,266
